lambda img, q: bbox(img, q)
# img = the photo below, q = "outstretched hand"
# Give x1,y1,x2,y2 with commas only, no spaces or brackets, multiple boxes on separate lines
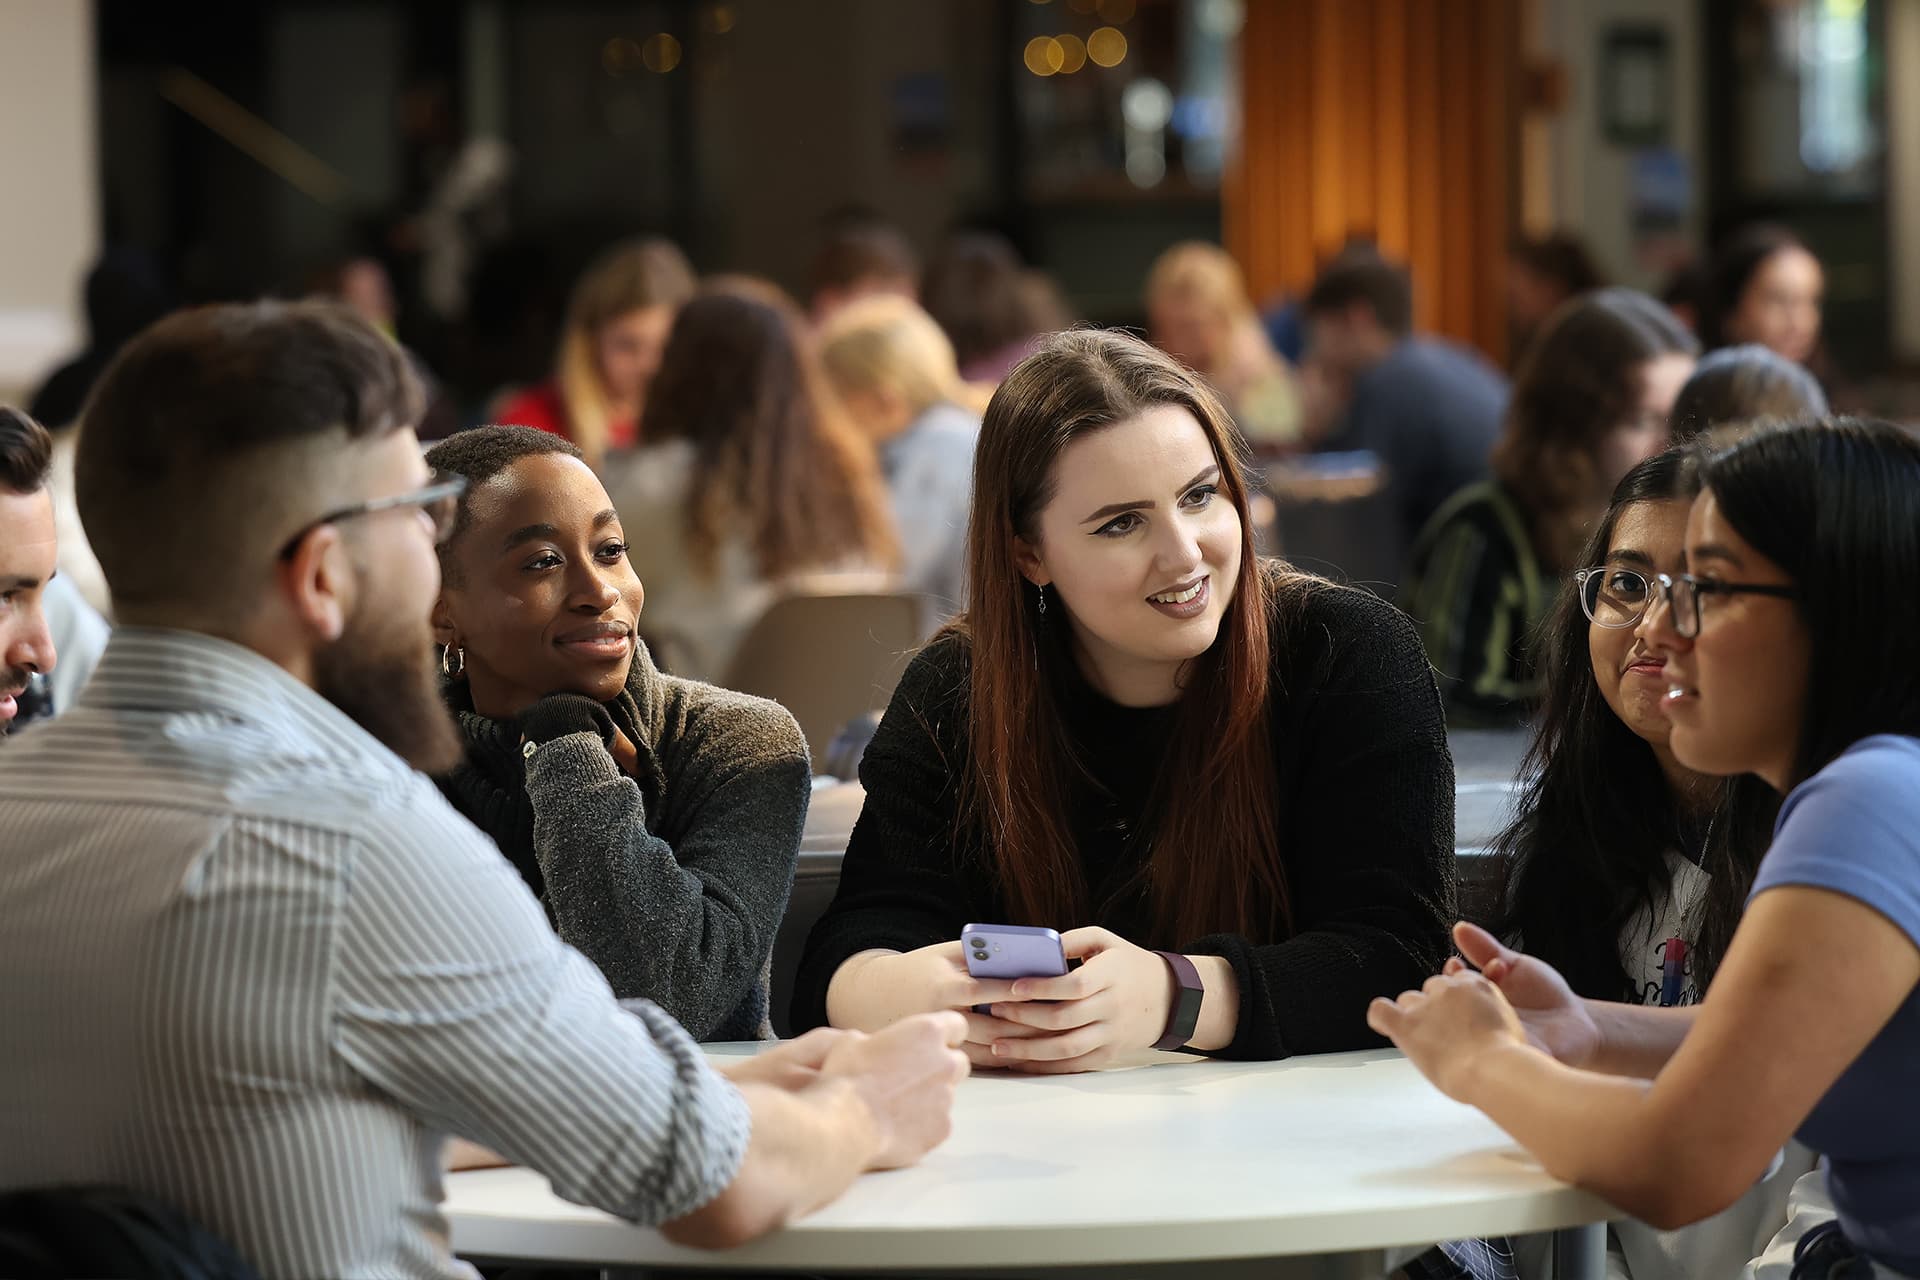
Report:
1445,922,1601,1068
1367,965,1528,1103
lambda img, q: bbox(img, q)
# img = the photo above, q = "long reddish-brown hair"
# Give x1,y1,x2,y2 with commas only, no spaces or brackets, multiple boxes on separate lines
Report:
640,276,899,579
953,328,1296,948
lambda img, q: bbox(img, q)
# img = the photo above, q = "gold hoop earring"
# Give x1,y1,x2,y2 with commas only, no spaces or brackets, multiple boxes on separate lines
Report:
441,644,465,677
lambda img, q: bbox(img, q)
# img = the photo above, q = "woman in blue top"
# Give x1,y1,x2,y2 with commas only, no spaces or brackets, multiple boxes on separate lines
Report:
1371,419,1920,1279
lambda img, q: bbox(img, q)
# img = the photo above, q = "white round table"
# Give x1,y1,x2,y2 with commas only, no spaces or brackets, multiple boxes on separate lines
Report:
446,1047,1614,1278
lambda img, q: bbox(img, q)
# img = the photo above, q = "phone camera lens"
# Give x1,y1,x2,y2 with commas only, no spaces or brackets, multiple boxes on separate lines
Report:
972,950,989,961
968,937,985,947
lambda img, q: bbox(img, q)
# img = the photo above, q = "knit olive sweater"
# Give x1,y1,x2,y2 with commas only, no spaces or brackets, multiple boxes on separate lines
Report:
438,645,809,1041
792,575,1457,1057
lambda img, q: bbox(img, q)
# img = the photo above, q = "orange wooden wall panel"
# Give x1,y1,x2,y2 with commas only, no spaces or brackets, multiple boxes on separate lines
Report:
1372,0,1410,265
1227,0,1520,363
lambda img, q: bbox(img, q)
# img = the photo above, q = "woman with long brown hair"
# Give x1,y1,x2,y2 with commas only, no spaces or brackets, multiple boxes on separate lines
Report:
792,329,1454,1070
1400,288,1697,727
604,277,899,681
497,237,695,469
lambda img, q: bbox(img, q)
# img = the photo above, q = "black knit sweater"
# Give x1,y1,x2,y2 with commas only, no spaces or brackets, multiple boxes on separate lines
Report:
791,575,1457,1058
438,645,810,1041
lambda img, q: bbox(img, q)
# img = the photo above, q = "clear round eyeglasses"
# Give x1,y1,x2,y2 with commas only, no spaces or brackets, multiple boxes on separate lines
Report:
1572,567,1798,640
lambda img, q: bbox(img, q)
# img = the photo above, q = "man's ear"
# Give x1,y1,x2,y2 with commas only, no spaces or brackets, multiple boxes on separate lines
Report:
1011,535,1050,588
430,595,457,649
279,526,353,644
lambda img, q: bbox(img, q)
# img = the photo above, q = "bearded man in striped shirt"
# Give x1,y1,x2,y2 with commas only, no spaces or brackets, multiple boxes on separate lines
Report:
0,301,967,1280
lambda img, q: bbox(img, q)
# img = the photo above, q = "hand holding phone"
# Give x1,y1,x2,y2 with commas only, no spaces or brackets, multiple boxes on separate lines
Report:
962,923,1067,1014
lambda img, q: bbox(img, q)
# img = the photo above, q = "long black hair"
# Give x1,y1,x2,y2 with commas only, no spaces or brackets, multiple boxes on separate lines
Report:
1699,418,1920,787
1496,448,1780,1000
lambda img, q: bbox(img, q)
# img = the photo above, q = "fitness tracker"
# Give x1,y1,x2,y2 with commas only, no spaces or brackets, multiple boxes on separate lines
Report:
1151,950,1205,1051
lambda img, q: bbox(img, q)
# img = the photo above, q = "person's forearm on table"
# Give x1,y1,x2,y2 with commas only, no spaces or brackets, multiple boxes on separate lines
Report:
1462,1042,1749,1228
662,1077,880,1248
824,948,908,1029
1584,1001,1699,1077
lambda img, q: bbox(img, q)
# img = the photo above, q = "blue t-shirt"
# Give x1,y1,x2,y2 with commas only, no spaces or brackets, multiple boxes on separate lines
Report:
1321,338,1508,559
1749,734,1920,1273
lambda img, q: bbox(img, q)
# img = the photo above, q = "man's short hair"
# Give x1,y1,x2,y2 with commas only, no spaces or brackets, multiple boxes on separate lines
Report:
1303,257,1414,337
0,408,52,495
76,301,424,620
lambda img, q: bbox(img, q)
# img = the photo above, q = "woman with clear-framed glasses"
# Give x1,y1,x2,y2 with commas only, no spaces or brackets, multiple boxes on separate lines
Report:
1529,450,1786,1010
1375,420,1920,1280
1405,447,1814,1280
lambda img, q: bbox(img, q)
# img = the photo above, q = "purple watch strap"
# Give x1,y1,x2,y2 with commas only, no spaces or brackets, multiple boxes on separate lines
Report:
1152,950,1204,1051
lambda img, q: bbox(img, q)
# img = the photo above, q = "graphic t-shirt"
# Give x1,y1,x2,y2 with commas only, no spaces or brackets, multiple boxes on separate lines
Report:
1619,848,1711,1007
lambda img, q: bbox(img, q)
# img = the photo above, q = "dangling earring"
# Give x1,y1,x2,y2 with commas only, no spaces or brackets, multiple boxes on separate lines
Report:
441,644,465,677
1029,585,1045,672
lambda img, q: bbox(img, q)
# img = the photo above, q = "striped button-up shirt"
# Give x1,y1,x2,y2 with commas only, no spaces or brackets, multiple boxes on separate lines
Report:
0,628,751,1279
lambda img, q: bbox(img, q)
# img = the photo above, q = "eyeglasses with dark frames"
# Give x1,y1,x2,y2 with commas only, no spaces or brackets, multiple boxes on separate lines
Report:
1654,572,1799,640
277,473,468,561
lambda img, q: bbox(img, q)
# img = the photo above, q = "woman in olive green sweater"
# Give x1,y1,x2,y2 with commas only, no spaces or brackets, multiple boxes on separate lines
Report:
426,425,809,1041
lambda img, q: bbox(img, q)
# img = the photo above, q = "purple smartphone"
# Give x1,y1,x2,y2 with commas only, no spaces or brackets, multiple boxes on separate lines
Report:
963,923,1068,985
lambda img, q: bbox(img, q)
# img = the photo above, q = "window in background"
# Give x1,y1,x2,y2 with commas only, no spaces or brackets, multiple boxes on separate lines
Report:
1707,0,1889,381
1012,0,1241,199
1007,0,1241,323
1731,0,1882,198
1799,0,1877,182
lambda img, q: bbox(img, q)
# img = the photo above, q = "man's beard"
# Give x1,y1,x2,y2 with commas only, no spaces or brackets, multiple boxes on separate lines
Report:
314,600,465,775
0,663,29,736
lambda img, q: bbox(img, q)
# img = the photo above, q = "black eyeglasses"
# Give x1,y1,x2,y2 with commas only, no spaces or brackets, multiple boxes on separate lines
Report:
278,473,468,561
1655,572,1799,640
1572,566,1797,639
